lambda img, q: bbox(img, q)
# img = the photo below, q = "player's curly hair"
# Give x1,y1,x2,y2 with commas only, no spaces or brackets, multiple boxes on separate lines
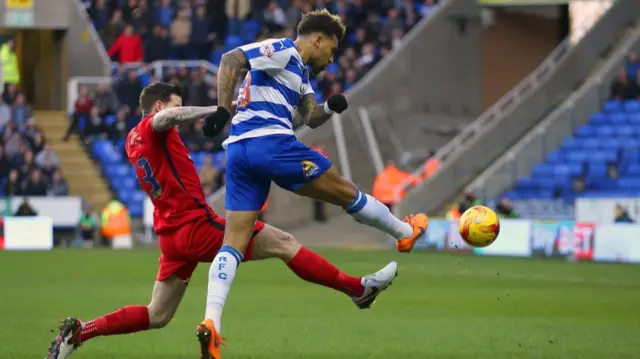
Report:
297,9,346,42
139,82,181,116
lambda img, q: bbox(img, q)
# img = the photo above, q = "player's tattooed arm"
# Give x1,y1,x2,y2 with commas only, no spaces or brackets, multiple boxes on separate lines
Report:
152,106,218,132
297,94,333,129
217,49,249,110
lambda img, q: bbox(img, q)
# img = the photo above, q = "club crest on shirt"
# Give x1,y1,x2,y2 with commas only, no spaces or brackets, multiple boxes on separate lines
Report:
259,43,275,57
302,160,320,178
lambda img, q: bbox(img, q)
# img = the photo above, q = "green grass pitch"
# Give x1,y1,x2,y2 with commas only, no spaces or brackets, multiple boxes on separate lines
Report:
1,249,639,358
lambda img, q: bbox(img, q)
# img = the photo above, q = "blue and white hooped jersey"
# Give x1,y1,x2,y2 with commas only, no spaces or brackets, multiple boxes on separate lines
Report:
222,38,314,147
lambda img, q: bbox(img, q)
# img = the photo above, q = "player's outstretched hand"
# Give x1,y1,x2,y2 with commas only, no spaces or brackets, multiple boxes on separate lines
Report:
327,94,349,114
202,107,231,137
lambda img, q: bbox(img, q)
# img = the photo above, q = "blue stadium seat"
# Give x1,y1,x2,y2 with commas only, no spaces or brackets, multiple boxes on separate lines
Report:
609,113,627,125
603,100,623,113
624,100,640,113
574,125,595,138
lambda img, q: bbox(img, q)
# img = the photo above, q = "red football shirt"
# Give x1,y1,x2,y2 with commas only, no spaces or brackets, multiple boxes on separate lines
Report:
125,114,219,234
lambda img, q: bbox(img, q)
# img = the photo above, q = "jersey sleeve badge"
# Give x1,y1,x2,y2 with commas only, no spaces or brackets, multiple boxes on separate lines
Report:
259,43,275,57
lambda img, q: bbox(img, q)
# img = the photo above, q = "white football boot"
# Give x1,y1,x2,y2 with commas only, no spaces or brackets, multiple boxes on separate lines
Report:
352,261,398,309
46,317,83,359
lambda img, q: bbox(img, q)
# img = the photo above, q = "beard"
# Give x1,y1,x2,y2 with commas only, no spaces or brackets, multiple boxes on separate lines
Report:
308,59,326,76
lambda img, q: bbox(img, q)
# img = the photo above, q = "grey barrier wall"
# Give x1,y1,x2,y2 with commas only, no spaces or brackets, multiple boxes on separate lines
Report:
470,26,640,199
0,0,110,79
396,0,640,218
210,0,484,228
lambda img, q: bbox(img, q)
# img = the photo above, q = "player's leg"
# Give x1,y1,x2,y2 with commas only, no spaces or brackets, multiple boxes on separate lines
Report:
197,140,270,359
248,223,398,308
46,275,187,359
272,139,427,252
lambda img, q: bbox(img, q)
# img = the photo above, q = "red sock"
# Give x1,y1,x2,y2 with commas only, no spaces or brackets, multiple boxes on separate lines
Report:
80,305,150,342
287,247,364,297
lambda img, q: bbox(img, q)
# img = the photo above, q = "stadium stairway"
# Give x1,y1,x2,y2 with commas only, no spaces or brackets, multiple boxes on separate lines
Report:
36,111,111,209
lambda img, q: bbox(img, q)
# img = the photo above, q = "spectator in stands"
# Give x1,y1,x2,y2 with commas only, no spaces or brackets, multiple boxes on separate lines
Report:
116,70,143,110
40,157,57,181
192,5,215,61
17,149,37,182
103,10,126,50
610,68,632,100
614,204,634,223
4,131,23,159
2,83,18,105
10,93,33,131
0,39,20,93
110,107,130,145
35,141,60,169
199,154,219,189
93,84,116,116
382,8,403,40
145,26,170,63
170,9,193,60
88,0,109,30
264,1,288,33
0,145,9,180
28,130,45,154
85,106,109,141
23,168,47,196
631,71,640,100
4,169,21,196
154,0,174,28
420,0,438,18
48,170,69,196
226,0,251,36
186,69,211,106
495,198,518,218
0,96,10,129
627,52,640,81
130,1,152,37
108,24,144,64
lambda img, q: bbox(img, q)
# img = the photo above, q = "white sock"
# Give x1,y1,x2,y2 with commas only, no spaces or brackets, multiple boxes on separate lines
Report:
344,190,413,240
205,245,242,333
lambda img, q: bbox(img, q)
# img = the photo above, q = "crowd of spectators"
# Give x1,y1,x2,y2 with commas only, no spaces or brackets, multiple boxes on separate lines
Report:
77,0,441,149
0,54,69,197
610,52,640,100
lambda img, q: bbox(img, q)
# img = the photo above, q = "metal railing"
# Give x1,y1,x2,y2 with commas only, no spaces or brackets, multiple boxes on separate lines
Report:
67,60,219,114
468,23,640,199
394,38,572,192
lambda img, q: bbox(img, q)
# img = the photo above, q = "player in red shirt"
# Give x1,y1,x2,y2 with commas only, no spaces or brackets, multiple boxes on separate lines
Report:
46,82,398,359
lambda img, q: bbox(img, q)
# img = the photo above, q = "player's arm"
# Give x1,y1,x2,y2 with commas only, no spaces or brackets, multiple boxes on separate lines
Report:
151,106,219,132
297,94,349,129
217,49,249,110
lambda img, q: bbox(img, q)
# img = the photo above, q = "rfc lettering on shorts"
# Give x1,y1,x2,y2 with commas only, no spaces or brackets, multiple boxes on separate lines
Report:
302,160,320,179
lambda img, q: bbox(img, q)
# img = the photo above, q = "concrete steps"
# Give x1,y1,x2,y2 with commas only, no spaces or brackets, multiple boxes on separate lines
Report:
36,110,112,210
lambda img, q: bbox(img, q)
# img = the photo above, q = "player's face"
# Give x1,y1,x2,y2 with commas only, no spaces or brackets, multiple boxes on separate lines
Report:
309,34,338,75
155,94,182,113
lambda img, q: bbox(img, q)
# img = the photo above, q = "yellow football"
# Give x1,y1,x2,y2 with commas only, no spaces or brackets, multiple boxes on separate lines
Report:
458,206,500,248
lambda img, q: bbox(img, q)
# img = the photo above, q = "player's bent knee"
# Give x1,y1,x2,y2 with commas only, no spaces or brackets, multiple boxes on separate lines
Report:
147,302,176,329
253,225,301,261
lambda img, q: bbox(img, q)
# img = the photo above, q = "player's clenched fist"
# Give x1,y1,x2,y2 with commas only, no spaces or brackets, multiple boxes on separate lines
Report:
202,107,231,137
326,94,349,114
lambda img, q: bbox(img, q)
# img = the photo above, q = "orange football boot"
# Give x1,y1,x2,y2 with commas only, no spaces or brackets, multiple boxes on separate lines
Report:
196,319,224,359
396,213,429,252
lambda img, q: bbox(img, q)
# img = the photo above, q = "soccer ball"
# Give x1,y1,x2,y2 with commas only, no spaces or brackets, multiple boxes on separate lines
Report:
458,206,500,248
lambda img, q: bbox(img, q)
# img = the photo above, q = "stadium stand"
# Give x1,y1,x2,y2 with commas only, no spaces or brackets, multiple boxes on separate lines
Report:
0,77,69,198
76,0,439,217
396,0,640,218
460,21,640,219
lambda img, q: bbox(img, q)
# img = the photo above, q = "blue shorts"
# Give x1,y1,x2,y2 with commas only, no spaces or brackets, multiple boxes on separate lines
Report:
225,135,333,211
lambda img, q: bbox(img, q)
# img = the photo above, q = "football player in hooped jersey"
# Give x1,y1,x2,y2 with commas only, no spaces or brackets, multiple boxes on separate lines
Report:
199,8,429,358
45,83,399,359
